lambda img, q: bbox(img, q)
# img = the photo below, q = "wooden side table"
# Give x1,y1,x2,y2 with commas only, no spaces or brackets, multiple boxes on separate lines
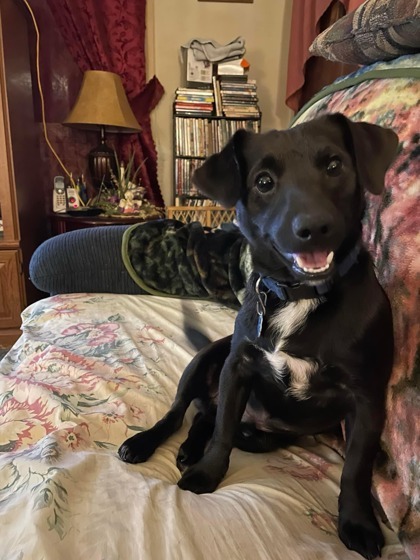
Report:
50,213,157,235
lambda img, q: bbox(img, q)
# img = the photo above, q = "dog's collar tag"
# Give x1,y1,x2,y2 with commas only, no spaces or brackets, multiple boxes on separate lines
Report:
255,277,267,338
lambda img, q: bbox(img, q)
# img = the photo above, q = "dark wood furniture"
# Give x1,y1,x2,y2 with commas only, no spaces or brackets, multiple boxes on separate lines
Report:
0,0,49,347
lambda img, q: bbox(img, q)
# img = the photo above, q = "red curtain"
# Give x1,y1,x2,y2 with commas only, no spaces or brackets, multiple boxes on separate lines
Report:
46,0,165,207
286,0,364,113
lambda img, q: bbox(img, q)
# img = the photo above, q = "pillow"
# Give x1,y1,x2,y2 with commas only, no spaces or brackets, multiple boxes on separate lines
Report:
310,0,420,65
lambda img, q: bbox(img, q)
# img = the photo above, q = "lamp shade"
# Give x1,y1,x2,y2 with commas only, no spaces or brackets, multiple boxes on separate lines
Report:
63,70,141,133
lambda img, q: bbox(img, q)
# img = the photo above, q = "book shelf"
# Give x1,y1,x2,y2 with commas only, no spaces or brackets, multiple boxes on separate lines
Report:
168,76,261,226
173,114,260,201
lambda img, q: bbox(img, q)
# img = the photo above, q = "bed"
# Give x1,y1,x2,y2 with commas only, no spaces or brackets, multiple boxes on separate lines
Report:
1,6,419,560
0,293,407,560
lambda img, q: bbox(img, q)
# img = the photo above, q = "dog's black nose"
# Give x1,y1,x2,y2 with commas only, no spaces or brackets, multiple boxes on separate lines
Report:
292,214,333,242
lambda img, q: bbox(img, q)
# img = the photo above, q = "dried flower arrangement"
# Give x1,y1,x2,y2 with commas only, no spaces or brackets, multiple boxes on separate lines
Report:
92,153,163,219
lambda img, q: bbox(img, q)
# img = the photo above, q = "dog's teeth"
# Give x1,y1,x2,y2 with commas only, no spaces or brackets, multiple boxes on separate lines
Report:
302,264,330,273
295,256,306,269
295,251,334,274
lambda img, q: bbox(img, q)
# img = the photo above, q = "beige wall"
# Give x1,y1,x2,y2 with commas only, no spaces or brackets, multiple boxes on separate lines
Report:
147,0,293,205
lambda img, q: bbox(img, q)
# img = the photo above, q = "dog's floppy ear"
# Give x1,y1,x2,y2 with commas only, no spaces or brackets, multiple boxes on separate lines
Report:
192,128,249,207
333,114,399,195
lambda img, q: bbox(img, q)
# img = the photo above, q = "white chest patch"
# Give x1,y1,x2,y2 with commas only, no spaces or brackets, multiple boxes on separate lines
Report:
263,298,320,400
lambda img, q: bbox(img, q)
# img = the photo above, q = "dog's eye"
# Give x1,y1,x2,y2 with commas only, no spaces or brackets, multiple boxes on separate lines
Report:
326,157,342,176
255,173,274,193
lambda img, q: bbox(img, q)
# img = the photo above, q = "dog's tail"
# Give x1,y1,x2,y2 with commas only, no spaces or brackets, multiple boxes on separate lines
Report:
182,301,212,351
234,423,297,453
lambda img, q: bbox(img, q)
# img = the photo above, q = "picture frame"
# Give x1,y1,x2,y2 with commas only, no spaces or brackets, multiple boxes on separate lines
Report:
198,1,253,3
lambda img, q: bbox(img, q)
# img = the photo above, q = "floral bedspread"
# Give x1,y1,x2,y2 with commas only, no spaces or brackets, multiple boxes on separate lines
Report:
0,294,406,560
295,53,420,559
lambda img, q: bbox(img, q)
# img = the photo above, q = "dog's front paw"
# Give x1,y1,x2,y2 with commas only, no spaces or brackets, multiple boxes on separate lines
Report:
118,431,158,464
339,515,384,560
176,440,205,472
177,464,222,494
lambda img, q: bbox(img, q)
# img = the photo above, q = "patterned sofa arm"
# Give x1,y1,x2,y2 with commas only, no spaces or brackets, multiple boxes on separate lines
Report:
293,53,420,555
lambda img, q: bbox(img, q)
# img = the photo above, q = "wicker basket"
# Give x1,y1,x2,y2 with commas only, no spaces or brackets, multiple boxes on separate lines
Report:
166,206,236,227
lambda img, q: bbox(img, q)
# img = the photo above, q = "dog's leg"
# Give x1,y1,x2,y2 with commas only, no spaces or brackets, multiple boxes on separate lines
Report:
177,410,216,471
177,413,295,472
178,341,261,494
118,336,231,464
118,394,191,464
338,401,386,560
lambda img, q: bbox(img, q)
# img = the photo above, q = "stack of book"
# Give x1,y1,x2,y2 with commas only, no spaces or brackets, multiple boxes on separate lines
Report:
218,79,260,118
216,58,249,82
174,88,214,116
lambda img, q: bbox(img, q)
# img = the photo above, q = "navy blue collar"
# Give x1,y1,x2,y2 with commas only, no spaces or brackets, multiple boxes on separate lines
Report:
259,244,361,302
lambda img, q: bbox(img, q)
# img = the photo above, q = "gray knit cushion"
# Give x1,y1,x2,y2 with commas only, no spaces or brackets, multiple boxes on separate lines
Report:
310,0,420,65
29,226,145,295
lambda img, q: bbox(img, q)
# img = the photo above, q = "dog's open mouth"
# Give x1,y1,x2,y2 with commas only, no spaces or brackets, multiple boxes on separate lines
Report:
293,251,334,274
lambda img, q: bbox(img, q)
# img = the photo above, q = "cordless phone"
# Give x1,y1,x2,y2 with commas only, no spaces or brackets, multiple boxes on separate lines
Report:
53,176,67,213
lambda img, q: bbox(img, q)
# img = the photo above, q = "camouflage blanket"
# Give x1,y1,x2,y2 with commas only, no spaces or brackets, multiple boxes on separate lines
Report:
122,219,251,308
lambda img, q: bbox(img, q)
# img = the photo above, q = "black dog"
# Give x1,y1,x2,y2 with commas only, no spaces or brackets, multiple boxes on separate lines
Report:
119,114,398,560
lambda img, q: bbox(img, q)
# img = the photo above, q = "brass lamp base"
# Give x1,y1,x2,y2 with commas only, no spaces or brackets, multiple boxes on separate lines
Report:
88,126,118,190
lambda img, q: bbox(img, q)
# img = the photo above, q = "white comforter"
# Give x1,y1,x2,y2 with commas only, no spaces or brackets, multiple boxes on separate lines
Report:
0,294,405,560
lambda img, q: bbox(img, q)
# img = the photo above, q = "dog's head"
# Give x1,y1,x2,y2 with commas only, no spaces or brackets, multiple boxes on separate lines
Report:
192,114,398,285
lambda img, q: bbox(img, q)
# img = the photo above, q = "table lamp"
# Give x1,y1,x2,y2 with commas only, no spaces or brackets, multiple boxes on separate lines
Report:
63,70,141,189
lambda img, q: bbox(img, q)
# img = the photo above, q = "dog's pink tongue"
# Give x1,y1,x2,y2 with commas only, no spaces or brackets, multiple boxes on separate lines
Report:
295,251,329,268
